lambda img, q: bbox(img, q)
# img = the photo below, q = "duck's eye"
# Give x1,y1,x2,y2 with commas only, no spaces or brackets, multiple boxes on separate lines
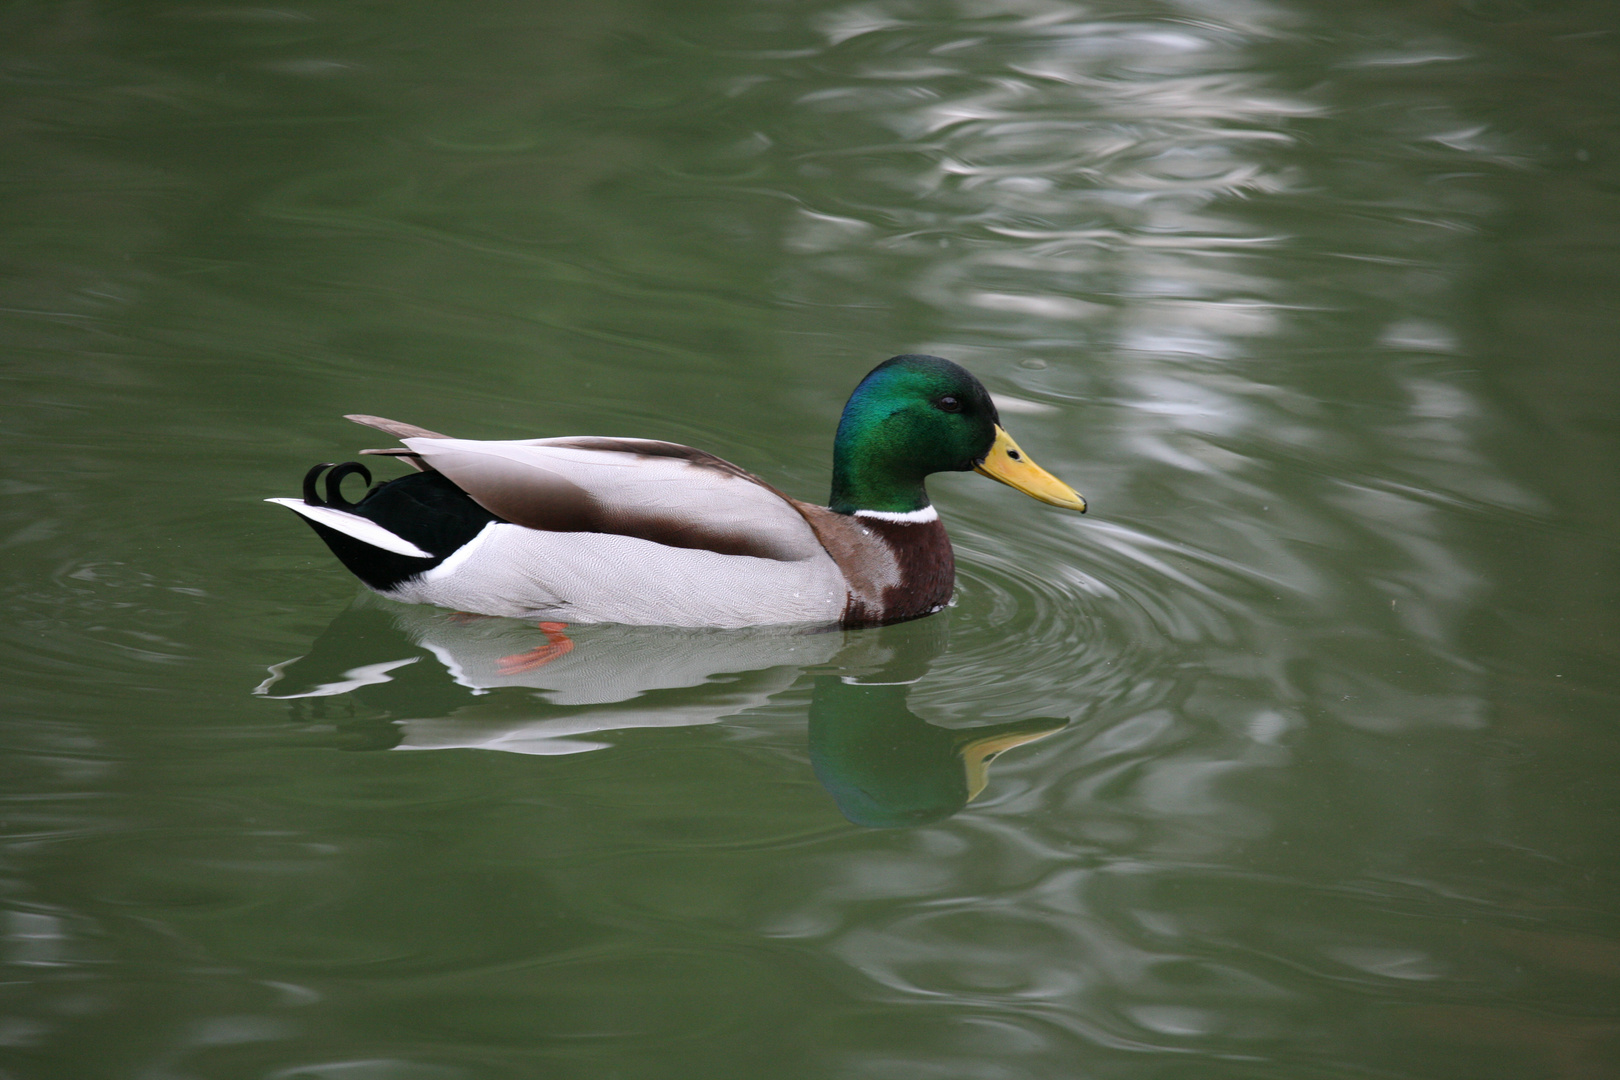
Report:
936,395,963,413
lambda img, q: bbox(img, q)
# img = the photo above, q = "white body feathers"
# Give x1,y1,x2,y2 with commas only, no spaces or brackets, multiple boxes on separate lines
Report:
383,520,846,627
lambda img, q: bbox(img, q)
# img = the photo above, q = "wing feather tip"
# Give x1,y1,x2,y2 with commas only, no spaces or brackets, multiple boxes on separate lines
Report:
344,414,450,440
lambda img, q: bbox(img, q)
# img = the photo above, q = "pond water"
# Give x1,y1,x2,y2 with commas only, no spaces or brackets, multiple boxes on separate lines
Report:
4,0,1619,1077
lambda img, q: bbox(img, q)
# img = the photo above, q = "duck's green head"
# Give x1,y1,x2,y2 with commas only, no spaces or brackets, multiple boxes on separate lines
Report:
829,354,1086,516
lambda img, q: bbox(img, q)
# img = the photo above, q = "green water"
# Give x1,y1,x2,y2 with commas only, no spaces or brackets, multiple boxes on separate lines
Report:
5,0,1619,1077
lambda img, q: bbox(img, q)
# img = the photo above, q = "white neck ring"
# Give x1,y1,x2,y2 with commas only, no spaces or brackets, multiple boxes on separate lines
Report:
853,505,939,524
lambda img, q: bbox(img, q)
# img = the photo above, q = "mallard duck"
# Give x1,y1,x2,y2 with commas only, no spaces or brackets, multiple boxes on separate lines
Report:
269,354,1085,628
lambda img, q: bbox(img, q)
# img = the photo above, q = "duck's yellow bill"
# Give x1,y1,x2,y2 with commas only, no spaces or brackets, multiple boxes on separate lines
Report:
974,426,1087,512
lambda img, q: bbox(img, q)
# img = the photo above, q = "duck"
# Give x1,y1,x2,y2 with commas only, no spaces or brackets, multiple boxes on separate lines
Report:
268,354,1086,629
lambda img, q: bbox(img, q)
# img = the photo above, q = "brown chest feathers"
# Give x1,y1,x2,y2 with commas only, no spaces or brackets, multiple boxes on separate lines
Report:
790,503,956,628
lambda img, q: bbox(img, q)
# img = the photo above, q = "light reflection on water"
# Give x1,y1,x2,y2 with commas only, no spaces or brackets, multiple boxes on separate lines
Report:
2,0,1618,1076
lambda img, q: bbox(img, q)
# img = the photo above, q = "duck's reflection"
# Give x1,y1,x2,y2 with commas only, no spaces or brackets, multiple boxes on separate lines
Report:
258,596,1066,826
809,676,1065,828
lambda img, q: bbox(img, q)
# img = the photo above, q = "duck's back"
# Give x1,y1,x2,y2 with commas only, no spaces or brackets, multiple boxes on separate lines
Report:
405,436,827,560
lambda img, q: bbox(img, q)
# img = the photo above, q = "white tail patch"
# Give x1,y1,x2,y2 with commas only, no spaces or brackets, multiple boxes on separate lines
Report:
266,498,434,559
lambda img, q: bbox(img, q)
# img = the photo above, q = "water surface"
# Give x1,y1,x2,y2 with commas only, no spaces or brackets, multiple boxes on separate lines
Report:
4,1,1619,1077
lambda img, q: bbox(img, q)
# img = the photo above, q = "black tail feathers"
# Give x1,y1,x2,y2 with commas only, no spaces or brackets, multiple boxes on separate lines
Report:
291,464,503,592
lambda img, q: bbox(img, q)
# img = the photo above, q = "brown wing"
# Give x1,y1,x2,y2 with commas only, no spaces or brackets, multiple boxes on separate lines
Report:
399,435,828,563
